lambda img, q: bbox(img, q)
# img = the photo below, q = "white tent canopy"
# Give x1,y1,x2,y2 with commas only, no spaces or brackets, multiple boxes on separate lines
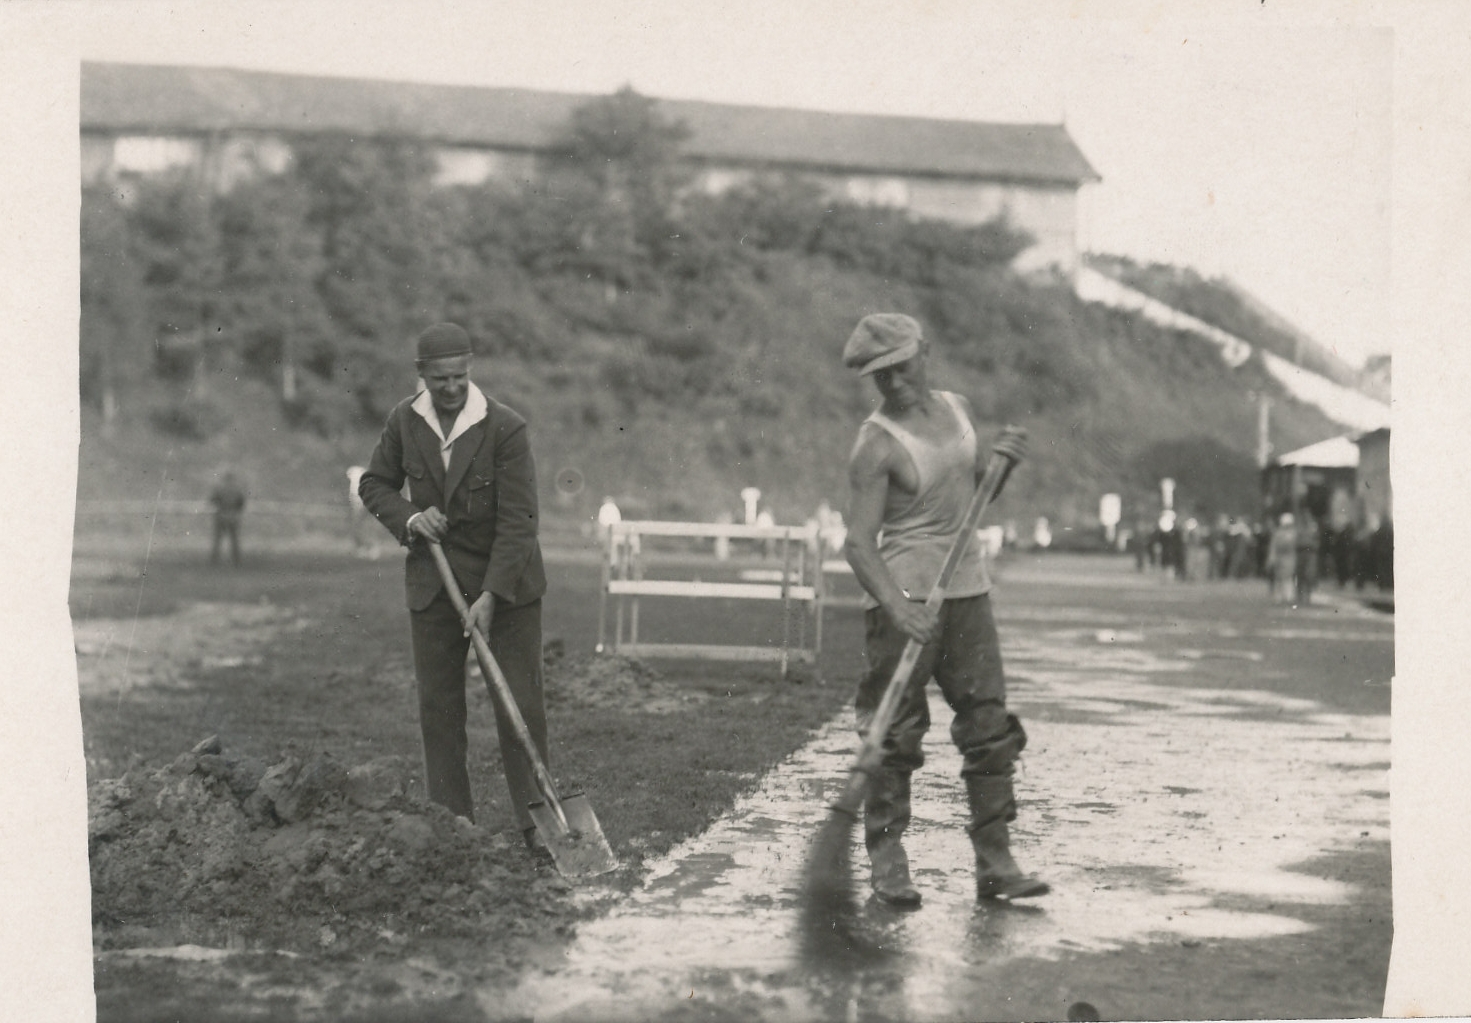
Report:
1271,435,1360,469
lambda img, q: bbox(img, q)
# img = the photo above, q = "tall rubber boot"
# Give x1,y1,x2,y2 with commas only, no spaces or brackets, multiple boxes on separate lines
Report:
965,774,1048,901
865,770,921,908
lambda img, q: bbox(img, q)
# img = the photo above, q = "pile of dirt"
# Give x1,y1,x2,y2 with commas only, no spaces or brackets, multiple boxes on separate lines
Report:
540,647,706,715
89,735,589,963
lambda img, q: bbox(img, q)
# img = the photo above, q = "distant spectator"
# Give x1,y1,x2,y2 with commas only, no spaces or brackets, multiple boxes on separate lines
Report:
1251,519,1272,579
598,496,630,558
756,508,776,558
1132,517,1150,572
1367,517,1394,591
1154,510,1183,580
816,501,847,556
1183,517,1209,581
1033,516,1052,550
1208,515,1231,579
209,471,247,567
1326,521,1355,588
1225,518,1254,579
714,509,733,561
1295,509,1321,605
1266,513,1298,604
345,466,378,559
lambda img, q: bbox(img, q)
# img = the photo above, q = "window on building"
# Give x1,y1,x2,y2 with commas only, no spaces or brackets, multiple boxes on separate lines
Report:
845,176,910,208
112,136,202,174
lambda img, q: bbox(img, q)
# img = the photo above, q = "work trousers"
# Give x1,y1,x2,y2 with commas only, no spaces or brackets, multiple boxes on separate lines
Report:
212,517,241,565
857,593,1026,833
409,591,548,830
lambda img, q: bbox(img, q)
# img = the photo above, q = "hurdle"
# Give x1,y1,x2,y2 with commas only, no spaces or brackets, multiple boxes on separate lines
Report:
597,520,823,678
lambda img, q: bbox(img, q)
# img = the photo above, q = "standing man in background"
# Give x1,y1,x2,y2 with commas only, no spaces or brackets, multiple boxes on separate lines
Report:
841,313,1047,907
209,470,247,567
358,322,552,858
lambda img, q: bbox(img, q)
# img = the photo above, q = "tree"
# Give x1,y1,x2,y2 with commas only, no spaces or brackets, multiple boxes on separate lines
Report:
125,173,225,386
80,185,148,432
553,86,692,278
291,135,445,416
215,175,331,401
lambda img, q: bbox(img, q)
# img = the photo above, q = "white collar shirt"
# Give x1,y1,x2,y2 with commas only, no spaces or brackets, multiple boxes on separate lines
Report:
412,382,489,471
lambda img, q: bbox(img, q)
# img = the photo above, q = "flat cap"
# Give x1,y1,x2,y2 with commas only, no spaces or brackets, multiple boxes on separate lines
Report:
415,322,473,362
843,313,923,375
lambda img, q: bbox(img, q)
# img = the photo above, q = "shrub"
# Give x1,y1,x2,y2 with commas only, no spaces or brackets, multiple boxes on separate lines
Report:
281,374,364,439
149,394,227,441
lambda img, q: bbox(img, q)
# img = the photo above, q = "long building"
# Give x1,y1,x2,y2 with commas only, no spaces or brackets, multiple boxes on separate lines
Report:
80,61,1100,270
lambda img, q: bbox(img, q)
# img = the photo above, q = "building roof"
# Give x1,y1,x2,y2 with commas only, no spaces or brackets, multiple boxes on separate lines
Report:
81,61,1101,186
1271,436,1360,470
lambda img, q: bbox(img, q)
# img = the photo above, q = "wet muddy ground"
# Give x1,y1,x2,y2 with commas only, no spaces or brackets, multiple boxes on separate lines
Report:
497,564,1392,1021
76,549,1392,1020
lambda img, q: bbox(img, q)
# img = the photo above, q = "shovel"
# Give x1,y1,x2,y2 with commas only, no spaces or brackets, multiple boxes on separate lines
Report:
802,445,1018,912
428,541,619,879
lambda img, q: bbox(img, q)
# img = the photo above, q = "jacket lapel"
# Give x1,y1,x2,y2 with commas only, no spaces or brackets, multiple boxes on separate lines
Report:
407,413,447,493
443,416,490,501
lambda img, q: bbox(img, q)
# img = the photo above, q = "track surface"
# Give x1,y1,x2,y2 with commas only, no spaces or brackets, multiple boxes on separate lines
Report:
504,553,1393,1022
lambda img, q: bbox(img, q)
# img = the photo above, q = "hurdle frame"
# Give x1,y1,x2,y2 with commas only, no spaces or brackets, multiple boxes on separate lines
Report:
597,520,824,678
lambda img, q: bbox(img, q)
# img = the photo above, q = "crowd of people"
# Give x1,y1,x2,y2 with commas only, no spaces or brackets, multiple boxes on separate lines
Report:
1132,507,1393,604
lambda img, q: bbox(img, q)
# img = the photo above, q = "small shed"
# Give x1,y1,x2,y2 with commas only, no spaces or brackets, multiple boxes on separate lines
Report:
1261,436,1359,524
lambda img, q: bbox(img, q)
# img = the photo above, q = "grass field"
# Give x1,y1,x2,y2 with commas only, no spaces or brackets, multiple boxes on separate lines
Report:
74,539,876,1019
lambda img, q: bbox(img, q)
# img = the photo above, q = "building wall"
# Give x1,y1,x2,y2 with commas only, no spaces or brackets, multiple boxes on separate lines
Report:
209,133,294,191
907,178,1079,270
80,128,1084,268
691,165,1081,269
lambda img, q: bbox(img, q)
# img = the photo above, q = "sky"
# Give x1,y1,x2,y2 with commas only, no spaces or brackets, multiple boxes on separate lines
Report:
61,0,1401,366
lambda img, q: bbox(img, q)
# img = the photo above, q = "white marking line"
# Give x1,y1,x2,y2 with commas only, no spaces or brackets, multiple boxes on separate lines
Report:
496,625,1388,1021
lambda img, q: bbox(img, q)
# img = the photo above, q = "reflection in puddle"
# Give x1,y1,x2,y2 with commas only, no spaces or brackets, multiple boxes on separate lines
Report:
491,618,1388,1021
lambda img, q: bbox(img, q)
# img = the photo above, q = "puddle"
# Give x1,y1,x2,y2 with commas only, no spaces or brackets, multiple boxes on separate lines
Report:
490,618,1389,1021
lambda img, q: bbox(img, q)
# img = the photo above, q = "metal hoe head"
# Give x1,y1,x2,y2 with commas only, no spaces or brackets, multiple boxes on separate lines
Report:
528,793,619,879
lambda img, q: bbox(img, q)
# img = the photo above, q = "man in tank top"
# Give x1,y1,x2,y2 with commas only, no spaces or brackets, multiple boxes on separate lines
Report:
842,312,1047,906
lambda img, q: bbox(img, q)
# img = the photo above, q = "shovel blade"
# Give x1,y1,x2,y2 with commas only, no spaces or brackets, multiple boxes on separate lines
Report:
528,794,619,879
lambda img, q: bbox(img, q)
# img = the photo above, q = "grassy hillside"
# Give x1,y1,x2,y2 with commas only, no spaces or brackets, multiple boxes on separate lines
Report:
78,110,1345,537
1084,253,1363,386
77,256,1341,535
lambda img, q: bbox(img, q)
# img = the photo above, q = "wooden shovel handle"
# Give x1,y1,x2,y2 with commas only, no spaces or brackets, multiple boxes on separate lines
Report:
426,542,566,826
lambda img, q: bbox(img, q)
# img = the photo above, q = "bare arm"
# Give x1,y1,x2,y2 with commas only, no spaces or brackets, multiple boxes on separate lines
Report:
843,426,939,644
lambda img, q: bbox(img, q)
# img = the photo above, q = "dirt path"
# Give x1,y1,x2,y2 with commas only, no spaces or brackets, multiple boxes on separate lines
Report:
493,597,1391,1022
77,553,1392,1020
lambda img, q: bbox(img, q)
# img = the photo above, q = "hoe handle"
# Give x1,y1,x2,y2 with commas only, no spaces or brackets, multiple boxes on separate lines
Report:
427,542,568,829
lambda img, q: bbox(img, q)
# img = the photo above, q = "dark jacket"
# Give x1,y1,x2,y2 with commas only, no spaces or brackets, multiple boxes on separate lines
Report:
358,391,546,612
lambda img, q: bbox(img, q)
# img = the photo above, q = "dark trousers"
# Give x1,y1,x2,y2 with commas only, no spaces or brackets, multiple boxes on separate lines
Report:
211,517,240,565
857,593,1028,840
858,593,1012,776
409,591,548,829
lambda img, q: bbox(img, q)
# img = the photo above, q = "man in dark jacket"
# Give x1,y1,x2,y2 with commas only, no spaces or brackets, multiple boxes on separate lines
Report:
209,471,247,566
359,322,551,856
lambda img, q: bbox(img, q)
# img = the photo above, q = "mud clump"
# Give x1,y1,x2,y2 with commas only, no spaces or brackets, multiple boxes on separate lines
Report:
89,735,584,962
